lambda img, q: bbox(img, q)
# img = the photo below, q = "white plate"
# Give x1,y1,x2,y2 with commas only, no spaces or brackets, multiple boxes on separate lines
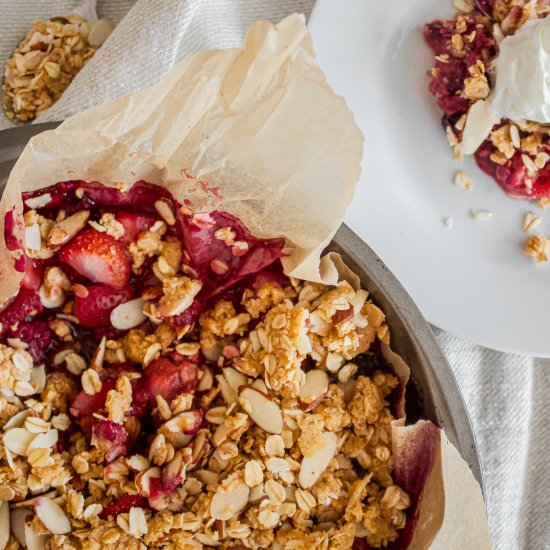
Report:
309,0,550,357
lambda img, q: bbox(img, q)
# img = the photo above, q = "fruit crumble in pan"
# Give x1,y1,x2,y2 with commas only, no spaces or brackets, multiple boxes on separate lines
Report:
0,181,415,549
424,0,550,201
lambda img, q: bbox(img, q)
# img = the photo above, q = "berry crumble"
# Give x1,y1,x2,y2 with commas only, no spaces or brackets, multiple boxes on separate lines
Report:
424,0,550,200
0,181,414,549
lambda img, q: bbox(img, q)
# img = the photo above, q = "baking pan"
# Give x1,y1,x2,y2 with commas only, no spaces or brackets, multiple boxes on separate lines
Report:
0,122,483,487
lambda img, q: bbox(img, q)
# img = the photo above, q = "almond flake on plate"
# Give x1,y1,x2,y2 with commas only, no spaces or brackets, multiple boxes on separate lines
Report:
471,210,493,221
454,170,473,190
523,212,542,232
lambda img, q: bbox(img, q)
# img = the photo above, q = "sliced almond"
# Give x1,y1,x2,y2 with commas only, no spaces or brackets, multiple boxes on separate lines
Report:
39,285,65,309
90,336,106,371
27,429,58,452
197,367,213,392
216,374,238,406
251,379,268,393
0,501,9,550
135,466,161,497
299,431,338,489
238,386,283,435
110,298,147,330
88,19,114,47
10,490,57,509
458,99,500,155
210,481,250,520
47,211,90,247
25,521,48,550
3,410,33,430
3,428,35,456
34,497,71,535
6,338,28,350
24,194,52,209
298,369,328,411
223,367,248,393
25,224,41,251
10,507,30,546
154,200,176,226
249,483,267,504
29,365,46,393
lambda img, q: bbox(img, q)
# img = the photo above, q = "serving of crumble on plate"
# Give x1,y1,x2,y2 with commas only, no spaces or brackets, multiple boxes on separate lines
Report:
309,0,550,356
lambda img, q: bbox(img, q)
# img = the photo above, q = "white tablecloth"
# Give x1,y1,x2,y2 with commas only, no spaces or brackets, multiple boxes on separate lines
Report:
0,1,543,548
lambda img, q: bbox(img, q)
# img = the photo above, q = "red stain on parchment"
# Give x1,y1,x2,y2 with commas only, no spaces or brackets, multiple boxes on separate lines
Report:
180,168,224,200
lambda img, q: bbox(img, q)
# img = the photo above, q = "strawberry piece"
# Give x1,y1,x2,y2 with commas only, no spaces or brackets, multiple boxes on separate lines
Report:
9,320,52,362
182,211,285,298
58,227,131,290
115,212,157,245
73,284,135,327
142,357,198,405
21,257,43,291
69,380,115,418
163,296,203,332
181,410,203,436
91,419,128,462
0,288,42,336
475,140,550,200
99,495,148,519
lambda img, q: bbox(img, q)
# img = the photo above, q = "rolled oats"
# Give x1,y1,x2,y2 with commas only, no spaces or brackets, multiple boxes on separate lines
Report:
81,369,102,395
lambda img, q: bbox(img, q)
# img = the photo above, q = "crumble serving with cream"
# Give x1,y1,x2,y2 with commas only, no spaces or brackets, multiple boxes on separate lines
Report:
0,181,411,549
425,0,550,198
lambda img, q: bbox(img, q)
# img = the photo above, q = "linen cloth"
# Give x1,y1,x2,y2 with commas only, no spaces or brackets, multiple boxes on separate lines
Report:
0,1,543,549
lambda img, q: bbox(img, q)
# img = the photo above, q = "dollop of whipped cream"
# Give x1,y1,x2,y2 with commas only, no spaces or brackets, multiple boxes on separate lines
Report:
461,15,550,154
491,15,550,122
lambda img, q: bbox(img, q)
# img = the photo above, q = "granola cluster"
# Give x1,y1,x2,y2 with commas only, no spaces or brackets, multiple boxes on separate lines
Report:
2,15,112,123
0,182,410,548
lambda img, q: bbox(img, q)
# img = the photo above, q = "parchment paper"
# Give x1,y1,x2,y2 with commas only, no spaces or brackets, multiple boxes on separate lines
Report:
0,13,490,549
0,13,363,303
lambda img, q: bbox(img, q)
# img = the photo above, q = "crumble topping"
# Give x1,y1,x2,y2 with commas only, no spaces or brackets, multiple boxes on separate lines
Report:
0,182,411,548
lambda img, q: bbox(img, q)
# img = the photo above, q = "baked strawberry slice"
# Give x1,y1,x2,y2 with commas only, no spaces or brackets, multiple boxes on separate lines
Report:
115,212,157,245
99,495,148,519
91,419,128,462
58,227,131,290
73,284,135,327
0,288,42,336
69,380,116,418
142,357,198,405
21,257,43,291
182,210,285,298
